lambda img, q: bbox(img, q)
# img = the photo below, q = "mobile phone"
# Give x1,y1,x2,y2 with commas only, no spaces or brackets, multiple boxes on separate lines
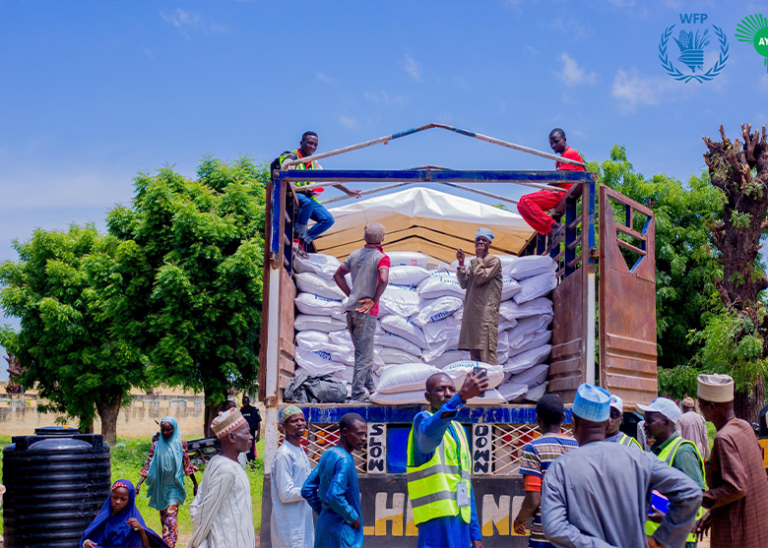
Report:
472,366,487,379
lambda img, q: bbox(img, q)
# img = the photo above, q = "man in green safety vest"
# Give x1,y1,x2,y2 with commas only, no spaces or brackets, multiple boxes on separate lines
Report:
639,397,706,548
605,394,643,450
407,371,489,548
279,132,361,256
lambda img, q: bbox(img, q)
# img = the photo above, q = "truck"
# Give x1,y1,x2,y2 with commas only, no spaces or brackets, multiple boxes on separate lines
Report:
258,124,658,547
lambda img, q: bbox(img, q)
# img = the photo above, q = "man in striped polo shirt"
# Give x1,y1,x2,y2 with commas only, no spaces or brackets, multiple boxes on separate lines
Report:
513,394,578,547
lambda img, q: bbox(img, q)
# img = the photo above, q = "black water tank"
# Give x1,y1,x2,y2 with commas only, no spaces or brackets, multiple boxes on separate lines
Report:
2,434,111,548
33,425,79,437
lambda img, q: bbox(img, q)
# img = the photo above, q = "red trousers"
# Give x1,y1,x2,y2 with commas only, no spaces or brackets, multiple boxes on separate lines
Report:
517,184,572,235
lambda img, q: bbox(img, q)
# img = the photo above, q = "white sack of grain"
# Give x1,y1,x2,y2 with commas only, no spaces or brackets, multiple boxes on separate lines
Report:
517,381,549,403
294,348,347,376
295,330,331,347
388,252,429,268
295,314,347,333
418,271,466,300
497,381,529,402
379,347,421,365
500,275,523,301
380,285,423,317
507,256,557,280
507,363,549,390
503,345,552,375
389,266,430,286
411,297,463,327
442,361,505,389
513,271,558,304
375,363,439,394
380,315,428,349
511,331,552,357
295,293,345,316
427,350,471,369
293,253,341,279
375,332,424,355
295,272,346,300
499,298,554,321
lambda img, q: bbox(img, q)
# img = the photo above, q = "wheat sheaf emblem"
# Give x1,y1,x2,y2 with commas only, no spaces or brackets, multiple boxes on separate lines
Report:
659,24,728,83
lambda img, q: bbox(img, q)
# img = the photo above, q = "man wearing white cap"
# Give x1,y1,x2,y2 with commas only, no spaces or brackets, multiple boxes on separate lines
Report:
189,409,255,548
605,394,643,450
456,227,503,365
639,397,705,548
541,383,701,548
694,374,768,548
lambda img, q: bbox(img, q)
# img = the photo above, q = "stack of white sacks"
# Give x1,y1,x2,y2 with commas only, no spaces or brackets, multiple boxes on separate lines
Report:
292,251,557,404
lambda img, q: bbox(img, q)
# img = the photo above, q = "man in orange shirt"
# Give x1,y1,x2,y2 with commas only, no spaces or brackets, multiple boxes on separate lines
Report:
518,129,585,247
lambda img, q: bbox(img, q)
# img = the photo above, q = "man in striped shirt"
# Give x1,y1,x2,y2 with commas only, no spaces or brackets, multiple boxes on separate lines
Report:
513,394,578,547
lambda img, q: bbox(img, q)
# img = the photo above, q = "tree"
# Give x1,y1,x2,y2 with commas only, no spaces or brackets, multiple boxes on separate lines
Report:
107,156,266,435
699,124,768,422
592,145,724,368
0,224,147,444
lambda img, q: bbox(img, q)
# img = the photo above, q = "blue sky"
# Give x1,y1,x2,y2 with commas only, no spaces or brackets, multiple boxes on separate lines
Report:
2,0,768,375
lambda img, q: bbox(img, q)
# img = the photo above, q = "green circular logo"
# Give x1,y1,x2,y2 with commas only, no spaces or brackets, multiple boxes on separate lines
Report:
755,27,768,57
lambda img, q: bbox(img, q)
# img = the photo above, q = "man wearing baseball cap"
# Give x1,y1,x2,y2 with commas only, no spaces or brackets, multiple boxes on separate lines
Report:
541,384,701,548
694,374,768,548
605,394,643,450
639,397,706,548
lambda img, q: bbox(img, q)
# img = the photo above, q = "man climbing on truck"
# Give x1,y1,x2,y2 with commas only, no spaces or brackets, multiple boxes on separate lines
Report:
517,128,585,250
279,132,361,256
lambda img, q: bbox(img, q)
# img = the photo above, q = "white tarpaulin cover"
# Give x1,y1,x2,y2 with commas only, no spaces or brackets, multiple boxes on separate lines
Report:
313,187,535,263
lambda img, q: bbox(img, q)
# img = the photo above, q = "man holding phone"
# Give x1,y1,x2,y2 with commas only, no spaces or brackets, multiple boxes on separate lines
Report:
407,371,489,548
456,227,503,365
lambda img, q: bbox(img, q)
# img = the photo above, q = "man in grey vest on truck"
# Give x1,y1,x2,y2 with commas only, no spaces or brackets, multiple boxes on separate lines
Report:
333,223,390,402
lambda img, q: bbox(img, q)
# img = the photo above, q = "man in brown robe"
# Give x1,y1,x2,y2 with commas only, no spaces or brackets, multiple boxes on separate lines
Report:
677,396,711,460
456,227,503,365
694,374,768,548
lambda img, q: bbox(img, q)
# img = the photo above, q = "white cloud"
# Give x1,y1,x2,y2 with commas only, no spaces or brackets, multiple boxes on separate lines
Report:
556,54,597,87
338,114,358,129
403,53,423,82
759,76,768,94
315,72,339,86
159,9,227,38
363,91,407,105
525,45,538,55
611,68,689,113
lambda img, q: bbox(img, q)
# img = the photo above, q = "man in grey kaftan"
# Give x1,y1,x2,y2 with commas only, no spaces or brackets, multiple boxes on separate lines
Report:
456,227,503,365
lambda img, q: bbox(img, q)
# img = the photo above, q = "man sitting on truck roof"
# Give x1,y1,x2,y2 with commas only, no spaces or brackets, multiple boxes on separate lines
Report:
279,132,361,256
333,222,390,402
517,128,585,250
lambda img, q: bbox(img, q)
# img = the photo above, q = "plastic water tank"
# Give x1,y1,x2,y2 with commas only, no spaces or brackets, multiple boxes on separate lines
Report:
33,425,79,436
2,433,111,548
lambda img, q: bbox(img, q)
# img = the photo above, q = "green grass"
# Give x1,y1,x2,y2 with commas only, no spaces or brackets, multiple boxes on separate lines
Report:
0,435,265,541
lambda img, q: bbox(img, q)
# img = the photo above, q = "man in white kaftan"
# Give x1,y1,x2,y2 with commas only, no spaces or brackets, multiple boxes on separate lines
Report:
189,408,255,548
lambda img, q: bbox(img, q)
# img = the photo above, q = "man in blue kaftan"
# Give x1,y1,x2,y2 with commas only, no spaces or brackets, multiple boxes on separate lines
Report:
302,413,367,548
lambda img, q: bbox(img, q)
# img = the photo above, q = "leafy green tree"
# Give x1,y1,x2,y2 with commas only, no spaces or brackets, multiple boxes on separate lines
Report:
107,156,266,435
591,145,725,369
0,224,147,444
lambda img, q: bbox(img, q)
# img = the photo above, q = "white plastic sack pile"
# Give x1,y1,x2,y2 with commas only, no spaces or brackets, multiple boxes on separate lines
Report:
294,347,347,377
418,271,466,300
295,314,346,333
504,345,551,375
295,272,347,300
426,349,471,368
499,298,553,321
379,347,420,365
293,253,341,279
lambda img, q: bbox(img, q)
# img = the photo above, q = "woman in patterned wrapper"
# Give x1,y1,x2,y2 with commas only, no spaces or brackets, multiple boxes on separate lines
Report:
135,417,198,548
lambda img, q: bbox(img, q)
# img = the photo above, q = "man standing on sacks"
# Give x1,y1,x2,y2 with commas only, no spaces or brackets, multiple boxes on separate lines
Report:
333,222,390,402
456,227,503,365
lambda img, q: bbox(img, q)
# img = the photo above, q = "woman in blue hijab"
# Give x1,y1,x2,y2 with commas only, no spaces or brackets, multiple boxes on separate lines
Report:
135,417,198,548
81,479,168,548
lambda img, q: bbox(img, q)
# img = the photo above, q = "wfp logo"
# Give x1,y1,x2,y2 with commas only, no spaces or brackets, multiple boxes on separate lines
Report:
735,14,768,73
659,14,728,83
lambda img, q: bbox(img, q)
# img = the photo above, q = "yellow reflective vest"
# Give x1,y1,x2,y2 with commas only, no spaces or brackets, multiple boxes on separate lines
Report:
406,414,472,526
619,432,644,451
645,435,707,542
